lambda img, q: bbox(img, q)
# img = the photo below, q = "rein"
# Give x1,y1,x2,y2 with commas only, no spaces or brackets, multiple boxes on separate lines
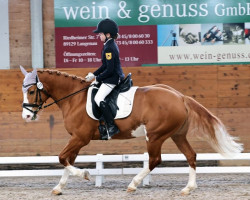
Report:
43,85,92,109
22,76,93,120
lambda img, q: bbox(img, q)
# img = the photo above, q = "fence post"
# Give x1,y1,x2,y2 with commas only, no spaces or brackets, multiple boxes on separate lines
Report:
143,152,151,186
95,154,104,187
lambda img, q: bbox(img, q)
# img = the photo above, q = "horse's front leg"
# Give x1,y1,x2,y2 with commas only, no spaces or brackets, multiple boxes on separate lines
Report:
52,167,70,195
52,136,91,195
127,138,163,192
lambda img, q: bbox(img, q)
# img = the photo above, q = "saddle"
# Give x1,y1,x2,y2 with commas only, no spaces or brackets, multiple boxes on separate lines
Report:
91,73,133,120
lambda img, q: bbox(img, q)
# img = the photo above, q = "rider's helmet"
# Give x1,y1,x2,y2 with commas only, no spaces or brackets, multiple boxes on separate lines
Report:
93,19,119,37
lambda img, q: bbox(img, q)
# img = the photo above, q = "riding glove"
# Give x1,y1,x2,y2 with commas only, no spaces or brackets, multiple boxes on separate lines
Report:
85,72,95,82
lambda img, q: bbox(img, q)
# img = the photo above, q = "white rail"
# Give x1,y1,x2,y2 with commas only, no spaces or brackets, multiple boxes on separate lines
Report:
0,153,249,186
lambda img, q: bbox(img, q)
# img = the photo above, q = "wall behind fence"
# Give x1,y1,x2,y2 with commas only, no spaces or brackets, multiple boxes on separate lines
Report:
0,65,249,156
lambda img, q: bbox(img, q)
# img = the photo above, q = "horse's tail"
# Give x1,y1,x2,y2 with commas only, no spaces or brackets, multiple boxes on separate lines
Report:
184,96,243,158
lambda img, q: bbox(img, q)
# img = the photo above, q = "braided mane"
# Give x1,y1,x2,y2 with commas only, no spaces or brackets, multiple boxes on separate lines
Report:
38,69,86,83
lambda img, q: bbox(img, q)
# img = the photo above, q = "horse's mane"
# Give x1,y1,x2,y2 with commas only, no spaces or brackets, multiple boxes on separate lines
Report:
38,69,86,83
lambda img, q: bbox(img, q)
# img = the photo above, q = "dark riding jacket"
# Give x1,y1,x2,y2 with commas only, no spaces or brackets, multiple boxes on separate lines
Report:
93,39,125,85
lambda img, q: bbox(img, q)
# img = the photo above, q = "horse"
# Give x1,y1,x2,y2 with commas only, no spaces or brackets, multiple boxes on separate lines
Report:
20,66,243,195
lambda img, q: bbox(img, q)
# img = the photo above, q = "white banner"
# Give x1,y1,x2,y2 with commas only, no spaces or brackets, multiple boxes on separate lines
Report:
157,22,250,65
158,45,250,64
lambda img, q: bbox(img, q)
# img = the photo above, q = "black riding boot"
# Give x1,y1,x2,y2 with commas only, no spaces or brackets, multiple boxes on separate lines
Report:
99,101,120,138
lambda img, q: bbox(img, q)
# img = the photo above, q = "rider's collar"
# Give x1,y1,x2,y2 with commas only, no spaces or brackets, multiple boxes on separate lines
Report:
104,38,113,45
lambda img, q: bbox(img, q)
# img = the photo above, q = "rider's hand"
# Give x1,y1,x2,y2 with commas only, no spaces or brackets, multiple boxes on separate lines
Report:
85,72,95,82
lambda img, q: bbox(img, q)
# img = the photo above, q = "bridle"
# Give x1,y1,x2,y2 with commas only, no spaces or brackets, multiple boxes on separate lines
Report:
22,76,93,120
22,76,50,120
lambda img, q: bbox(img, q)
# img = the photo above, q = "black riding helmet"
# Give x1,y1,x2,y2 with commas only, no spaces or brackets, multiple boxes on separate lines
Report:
93,19,119,37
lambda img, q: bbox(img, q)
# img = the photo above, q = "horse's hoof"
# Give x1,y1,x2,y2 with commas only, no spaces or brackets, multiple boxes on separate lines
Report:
181,190,189,196
181,185,197,195
52,189,62,195
83,170,91,181
127,187,136,193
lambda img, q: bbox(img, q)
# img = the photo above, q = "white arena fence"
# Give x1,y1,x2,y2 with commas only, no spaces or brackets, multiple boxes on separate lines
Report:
0,153,249,187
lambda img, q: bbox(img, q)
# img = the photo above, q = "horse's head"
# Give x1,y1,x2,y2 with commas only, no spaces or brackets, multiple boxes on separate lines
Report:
20,66,50,121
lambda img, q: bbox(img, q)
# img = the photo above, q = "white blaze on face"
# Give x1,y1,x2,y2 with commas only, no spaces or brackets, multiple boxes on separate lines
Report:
22,92,33,120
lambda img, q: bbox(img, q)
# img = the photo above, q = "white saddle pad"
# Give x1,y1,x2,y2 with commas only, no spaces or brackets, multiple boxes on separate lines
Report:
86,83,138,120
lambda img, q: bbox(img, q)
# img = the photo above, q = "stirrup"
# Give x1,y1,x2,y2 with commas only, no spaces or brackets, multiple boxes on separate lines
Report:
98,123,119,140
106,123,120,138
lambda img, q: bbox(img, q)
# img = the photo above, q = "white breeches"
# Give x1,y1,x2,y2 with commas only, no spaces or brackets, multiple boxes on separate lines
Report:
94,83,115,106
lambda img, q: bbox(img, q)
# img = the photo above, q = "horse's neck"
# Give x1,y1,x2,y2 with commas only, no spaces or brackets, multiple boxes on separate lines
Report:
38,72,89,108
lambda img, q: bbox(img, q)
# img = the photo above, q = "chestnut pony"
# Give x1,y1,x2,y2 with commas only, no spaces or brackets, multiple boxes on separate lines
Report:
20,67,243,195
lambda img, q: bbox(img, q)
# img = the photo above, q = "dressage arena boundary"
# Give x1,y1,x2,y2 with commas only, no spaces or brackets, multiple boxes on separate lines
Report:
0,153,249,187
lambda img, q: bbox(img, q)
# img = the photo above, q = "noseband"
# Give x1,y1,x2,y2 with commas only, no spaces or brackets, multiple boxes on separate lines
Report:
22,76,50,120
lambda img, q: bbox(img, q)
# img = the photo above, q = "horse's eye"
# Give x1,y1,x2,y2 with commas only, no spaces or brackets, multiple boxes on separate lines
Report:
29,91,35,95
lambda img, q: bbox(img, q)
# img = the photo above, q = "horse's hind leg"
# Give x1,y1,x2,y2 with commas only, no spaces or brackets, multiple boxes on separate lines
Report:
171,134,197,195
52,136,90,195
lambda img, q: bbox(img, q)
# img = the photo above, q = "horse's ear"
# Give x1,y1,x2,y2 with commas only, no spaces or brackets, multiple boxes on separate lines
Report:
32,68,41,82
32,68,37,75
31,68,38,78
20,65,28,76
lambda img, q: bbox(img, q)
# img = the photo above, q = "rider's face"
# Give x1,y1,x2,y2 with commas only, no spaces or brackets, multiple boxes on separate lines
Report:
99,33,111,42
99,33,106,42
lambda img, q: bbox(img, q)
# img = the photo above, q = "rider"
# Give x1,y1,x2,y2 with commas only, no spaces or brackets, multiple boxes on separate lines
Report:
85,18,125,137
